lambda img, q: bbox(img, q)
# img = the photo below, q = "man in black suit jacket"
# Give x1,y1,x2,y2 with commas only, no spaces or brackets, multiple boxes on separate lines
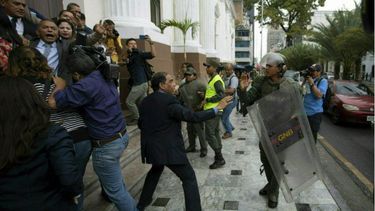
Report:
30,20,71,83
137,72,231,211
0,0,37,41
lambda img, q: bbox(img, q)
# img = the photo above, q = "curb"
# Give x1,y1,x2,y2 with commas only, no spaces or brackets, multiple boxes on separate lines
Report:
318,134,374,200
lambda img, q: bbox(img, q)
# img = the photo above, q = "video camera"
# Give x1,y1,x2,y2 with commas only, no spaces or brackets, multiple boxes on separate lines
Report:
70,45,120,82
300,67,314,78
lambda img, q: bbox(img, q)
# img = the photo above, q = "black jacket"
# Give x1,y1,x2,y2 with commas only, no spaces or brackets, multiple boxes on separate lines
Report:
138,91,216,165
0,6,37,41
0,124,82,211
30,38,72,84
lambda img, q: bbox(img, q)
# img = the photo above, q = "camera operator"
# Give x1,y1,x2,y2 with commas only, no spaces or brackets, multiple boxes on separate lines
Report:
125,35,155,125
48,46,138,210
302,64,328,142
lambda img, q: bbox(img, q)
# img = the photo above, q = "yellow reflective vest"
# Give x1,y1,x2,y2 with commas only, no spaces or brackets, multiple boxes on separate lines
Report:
204,74,225,110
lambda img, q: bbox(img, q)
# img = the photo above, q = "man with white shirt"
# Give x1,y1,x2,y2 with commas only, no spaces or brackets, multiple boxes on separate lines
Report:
0,0,37,41
31,20,70,82
221,63,238,139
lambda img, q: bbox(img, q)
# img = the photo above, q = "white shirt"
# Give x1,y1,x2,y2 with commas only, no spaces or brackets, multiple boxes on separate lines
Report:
36,40,59,75
8,16,24,36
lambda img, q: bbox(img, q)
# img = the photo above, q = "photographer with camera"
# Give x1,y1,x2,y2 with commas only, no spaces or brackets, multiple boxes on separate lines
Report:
125,35,155,126
302,64,328,142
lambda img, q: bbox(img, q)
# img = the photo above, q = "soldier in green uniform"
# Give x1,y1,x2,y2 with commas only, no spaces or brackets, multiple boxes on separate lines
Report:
178,67,208,157
238,52,300,208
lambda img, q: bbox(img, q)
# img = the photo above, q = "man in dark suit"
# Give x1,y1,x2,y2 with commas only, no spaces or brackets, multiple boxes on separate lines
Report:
0,0,37,42
137,72,231,211
30,19,71,83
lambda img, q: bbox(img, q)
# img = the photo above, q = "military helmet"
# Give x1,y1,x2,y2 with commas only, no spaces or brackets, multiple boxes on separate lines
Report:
260,52,287,76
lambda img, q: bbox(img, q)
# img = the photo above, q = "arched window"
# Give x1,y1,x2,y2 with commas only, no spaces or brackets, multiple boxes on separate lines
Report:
150,0,161,26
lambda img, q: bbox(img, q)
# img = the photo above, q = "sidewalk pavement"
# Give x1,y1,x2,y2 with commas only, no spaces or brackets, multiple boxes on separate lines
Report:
135,112,340,211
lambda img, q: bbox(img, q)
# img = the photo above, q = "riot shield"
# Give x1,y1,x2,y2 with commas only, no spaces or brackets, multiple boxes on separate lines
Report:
247,82,323,203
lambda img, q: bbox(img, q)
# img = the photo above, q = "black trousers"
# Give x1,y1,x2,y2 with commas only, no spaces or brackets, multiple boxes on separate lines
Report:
137,162,202,211
187,121,207,152
259,143,279,199
307,112,323,143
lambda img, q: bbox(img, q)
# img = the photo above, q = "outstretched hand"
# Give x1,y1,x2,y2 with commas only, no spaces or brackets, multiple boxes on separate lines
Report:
239,78,250,91
94,21,106,35
216,96,233,110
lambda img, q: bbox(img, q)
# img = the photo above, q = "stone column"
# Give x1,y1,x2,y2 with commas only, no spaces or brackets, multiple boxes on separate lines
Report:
172,0,201,52
199,0,217,57
103,0,160,39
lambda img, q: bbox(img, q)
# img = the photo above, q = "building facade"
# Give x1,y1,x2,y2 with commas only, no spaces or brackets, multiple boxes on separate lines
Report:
25,0,236,106
266,27,285,53
234,2,254,66
61,0,236,77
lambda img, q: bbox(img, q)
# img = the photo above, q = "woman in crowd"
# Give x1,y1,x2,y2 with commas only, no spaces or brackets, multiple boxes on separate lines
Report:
6,46,92,210
57,19,76,41
0,76,82,210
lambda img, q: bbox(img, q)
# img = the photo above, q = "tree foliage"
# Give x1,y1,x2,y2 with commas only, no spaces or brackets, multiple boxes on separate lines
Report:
280,43,321,70
243,0,258,10
159,19,199,62
310,4,374,79
254,0,325,47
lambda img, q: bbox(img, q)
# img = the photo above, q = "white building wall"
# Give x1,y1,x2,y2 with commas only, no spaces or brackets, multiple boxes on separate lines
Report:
215,0,235,62
200,0,217,58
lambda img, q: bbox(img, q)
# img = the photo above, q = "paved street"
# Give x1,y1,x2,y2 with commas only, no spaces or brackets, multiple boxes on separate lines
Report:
319,114,374,182
134,112,339,211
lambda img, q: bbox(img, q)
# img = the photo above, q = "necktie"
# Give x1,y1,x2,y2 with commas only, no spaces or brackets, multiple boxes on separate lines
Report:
43,43,51,59
11,17,17,30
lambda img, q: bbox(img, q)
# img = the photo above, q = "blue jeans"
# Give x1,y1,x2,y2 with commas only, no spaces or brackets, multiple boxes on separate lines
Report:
221,98,238,134
73,140,92,211
91,134,137,211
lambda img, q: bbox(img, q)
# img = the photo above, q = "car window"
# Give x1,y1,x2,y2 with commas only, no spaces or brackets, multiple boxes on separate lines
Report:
358,84,374,96
335,82,371,96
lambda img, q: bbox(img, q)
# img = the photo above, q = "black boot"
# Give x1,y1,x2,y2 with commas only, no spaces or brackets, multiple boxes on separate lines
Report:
259,183,269,196
200,149,207,157
209,151,225,169
268,193,278,208
185,146,197,153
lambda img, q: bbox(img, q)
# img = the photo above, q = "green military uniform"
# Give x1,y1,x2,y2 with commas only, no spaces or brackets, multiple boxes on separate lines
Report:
179,79,207,154
238,75,301,205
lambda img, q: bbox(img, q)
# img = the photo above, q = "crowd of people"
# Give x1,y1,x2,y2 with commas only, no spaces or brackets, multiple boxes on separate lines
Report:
0,1,154,210
0,1,328,210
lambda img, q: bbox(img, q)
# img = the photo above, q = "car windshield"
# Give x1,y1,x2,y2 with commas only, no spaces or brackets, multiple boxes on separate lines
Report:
335,82,371,96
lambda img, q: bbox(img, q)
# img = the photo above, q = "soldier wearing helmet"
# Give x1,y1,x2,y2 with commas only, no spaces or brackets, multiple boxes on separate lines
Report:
238,52,300,208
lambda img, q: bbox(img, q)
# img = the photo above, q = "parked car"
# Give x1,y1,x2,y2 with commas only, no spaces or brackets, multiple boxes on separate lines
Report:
324,80,374,125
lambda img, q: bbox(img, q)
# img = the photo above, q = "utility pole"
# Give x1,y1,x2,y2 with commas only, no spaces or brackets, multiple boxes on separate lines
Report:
260,0,264,58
